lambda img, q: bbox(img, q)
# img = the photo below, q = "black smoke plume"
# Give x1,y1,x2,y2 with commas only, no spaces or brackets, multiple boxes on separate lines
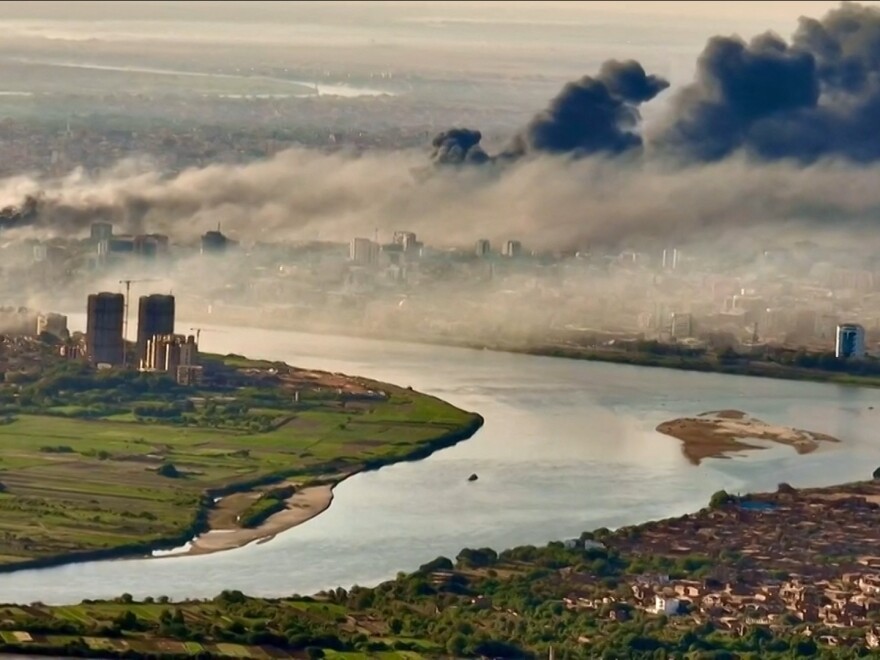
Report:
660,2,880,163
504,60,669,158
430,128,490,165
430,60,668,165
0,195,40,230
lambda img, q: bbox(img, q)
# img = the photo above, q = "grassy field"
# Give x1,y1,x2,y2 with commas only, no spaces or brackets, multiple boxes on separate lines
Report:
0,596,444,658
0,354,480,567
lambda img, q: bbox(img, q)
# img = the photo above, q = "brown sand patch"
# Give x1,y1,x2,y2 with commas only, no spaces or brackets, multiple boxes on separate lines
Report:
657,410,840,465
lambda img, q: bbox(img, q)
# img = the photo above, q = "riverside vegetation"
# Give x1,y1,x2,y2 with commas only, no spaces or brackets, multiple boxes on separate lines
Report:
4,481,880,658
0,336,482,568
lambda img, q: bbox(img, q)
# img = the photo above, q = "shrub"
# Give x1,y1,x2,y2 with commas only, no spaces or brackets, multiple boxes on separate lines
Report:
708,490,734,509
157,463,180,478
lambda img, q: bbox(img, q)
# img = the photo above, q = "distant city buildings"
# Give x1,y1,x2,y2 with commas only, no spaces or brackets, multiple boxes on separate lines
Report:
37,313,69,340
350,237,379,265
503,240,522,258
662,248,679,270
201,228,232,254
836,324,866,359
475,239,491,257
142,333,198,376
86,292,124,366
0,307,39,336
670,313,694,340
89,222,113,243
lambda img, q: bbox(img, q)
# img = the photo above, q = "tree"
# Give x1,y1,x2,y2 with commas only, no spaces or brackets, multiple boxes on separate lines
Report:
418,556,454,573
456,547,498,568
157,463,180,478
447,634,468,656
708,490,734,509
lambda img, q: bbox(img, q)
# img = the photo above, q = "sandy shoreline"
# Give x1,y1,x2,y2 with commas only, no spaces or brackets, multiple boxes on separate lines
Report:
155,481,341,559
657,409,841,465
192,484,335,555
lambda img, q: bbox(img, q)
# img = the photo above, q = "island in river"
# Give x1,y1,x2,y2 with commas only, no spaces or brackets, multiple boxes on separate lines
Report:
0,336,482,570
656,409,841,465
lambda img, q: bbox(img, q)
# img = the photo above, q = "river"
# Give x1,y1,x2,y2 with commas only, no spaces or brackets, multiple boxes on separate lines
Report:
1,324,878,604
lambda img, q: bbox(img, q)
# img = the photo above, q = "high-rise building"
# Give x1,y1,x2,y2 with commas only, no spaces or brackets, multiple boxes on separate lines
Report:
392,231,416,247
36,313,69,339
670,313,694,339
137,295,175,366
201,229,229,254
661,248,680,270
350,237,379,265
86,293,124,366
133,234,169,258
504,240,522,257
392,231,422,255
475,239,491,257
836,323,866,359
90,222,113,243
142,334,198,375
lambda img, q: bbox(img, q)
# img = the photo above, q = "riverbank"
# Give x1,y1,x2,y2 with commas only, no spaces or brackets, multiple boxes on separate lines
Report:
183,483,335,556
178,313,880,389
7,477,880,658
0,350,484,573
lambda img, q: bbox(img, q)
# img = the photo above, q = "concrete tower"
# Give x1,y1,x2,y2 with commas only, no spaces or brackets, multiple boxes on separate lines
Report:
137,294,176,367
86,292,125,366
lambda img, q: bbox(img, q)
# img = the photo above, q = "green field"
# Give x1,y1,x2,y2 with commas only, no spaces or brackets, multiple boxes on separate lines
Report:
0,352,480,566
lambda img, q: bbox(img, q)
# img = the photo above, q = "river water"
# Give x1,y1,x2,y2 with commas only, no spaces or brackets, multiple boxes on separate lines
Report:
1,324,878,604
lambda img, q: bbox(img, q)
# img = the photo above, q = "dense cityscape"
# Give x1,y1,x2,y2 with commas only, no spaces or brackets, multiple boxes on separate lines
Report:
2,218,879,366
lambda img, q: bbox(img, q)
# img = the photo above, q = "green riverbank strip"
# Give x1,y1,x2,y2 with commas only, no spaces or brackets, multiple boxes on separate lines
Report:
0,351,482,570
180,315,880,389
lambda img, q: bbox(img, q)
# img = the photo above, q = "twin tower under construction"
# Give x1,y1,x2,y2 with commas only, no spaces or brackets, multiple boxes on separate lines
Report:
85,293,199,381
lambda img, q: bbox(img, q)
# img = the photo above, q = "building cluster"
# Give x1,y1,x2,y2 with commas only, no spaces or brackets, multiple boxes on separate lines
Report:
0,307,69,340
550,485,880,652
5,220,880,361
83,291,201,384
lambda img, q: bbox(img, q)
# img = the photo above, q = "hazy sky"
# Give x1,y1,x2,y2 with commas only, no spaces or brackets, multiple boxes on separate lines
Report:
0,1,873,28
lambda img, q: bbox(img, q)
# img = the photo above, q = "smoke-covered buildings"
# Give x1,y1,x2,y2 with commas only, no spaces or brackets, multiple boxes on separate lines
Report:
350,237,379,266
0,307,39,336
37,313,69,340
201,229,232,254
504,240,523,258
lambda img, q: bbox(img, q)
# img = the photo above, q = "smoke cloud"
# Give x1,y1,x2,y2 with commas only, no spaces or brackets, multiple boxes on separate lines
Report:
7,2,880,252
430,128,490,166
429,60,669,165
504,60,669,158
5,147,880,253
658,1,880,162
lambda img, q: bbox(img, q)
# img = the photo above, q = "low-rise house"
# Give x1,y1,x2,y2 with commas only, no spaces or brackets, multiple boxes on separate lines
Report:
651,595,680,615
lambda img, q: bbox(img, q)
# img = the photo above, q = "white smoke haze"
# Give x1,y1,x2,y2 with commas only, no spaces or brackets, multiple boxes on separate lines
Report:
7,146,880,253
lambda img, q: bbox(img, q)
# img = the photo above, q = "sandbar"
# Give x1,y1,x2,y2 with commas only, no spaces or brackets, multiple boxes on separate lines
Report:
180,483,336,556
656,409,840,465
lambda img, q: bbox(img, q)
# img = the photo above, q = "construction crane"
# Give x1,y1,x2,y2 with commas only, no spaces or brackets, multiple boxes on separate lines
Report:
190,327,227,344
119,278,159,366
